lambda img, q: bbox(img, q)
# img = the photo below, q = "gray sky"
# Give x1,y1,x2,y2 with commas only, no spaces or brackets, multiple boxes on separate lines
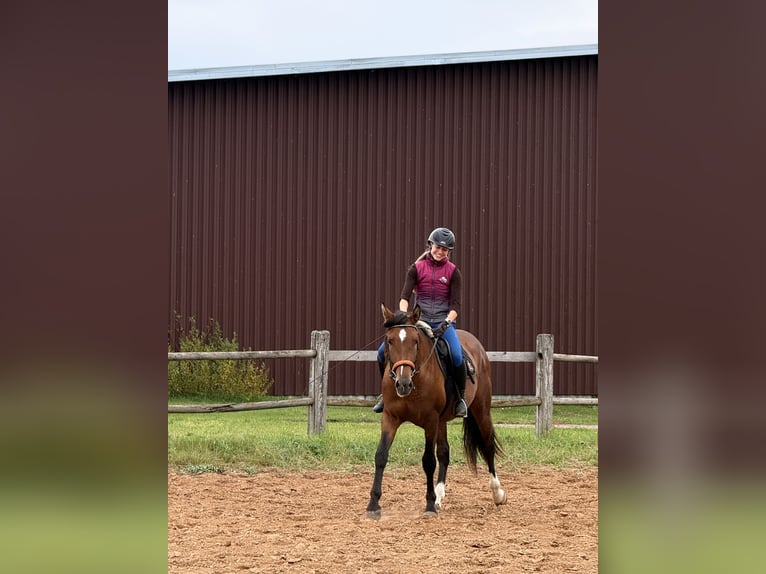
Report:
168,0,598,70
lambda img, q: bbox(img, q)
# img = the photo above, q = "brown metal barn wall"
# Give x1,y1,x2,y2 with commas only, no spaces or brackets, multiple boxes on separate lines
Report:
168,55,598,397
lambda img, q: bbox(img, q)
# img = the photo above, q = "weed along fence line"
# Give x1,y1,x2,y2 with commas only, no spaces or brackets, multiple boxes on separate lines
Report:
168,331,597,437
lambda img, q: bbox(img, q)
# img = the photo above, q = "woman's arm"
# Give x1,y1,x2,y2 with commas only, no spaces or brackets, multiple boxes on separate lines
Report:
399,265,419,310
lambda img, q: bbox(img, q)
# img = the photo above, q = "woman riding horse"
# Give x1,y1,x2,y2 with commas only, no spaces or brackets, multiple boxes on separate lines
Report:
373,227,467,417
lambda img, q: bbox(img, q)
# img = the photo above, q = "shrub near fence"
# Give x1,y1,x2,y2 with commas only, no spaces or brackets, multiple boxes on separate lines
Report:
168,331,597,437
168,318,273,401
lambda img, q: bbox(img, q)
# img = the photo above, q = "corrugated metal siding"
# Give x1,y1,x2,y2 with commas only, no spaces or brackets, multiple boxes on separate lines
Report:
168,55,598,397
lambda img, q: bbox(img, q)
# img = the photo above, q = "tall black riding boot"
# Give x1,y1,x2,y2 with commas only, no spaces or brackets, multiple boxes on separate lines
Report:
372,360,386,413
453,363,468,417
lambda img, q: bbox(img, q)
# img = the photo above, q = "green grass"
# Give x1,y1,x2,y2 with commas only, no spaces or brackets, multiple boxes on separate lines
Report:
601,483,766,573
491,404,597,425
168,404,597,474
168,398,597,426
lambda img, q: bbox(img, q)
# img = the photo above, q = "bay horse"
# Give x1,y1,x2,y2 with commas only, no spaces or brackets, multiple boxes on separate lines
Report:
366,304,507,519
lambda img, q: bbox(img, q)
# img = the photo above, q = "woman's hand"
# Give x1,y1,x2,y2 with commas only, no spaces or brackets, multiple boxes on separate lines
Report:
433,319,451,338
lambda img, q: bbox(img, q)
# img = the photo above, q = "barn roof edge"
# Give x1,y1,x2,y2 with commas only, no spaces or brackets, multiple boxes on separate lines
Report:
168,44,598,82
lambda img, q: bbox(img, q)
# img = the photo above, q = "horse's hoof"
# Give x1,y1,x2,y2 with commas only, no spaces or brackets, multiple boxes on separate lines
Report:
494,489,507,505
366,510,381,520
423,510,438,518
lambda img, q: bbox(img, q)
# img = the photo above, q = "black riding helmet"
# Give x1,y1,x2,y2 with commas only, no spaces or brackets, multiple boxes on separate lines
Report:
427,227,456,250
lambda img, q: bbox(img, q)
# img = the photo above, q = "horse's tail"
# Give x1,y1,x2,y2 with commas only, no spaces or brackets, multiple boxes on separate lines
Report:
462,410,504,473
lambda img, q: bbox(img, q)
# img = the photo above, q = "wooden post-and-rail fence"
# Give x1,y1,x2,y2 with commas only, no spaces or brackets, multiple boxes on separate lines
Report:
168,331,598,436
168,330,330,435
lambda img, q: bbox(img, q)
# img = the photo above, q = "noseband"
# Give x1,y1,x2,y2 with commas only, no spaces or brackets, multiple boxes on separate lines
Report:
390,358,418,377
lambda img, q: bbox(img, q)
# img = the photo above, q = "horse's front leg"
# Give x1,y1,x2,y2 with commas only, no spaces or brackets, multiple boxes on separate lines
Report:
422,420,439,516
366,417,399,520
434,421,450,511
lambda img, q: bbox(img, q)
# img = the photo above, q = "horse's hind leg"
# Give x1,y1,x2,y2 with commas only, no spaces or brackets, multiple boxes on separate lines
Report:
434,422,450,511
482,424,507,505
469,409,507,506
489,471,507,505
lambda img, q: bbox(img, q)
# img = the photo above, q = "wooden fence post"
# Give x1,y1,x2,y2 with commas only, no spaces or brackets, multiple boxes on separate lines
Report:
535,334,554,437
308,330,330,435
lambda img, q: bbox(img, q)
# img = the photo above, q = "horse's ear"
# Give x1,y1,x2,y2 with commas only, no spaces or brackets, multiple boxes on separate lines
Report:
411,305,421,323
381,303,393,322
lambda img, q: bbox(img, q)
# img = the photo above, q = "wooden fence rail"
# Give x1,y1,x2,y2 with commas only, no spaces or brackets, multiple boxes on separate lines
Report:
168,350,316,360
168,330,330,435
168,332,597,436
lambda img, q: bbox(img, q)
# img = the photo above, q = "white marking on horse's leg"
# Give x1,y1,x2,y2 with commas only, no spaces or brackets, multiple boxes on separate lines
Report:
489,473,507,505
399,328,407,342
435,482,446,510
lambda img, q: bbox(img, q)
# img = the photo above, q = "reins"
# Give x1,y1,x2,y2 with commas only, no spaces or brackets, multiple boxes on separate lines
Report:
421,334,439,367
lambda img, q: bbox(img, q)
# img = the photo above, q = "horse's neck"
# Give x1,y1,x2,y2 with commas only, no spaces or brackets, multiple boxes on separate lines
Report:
415,331,442,379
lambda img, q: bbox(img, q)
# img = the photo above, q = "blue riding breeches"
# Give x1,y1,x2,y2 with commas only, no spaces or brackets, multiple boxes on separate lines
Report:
377,322,463,367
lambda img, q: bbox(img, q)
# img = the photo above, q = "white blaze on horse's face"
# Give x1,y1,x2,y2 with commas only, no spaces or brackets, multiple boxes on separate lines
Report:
399,328,407,343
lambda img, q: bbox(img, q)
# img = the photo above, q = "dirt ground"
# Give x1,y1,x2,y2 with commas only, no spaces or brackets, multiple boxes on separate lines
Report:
168,465,598,573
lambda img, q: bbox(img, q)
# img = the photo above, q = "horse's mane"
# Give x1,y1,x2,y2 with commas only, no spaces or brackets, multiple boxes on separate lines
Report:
383,310,410,328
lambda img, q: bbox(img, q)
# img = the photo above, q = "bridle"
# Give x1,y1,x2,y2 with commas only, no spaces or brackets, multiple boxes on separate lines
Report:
384,323,438,380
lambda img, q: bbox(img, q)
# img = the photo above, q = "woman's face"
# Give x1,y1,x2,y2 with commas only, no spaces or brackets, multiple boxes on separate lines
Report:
430,243,450,261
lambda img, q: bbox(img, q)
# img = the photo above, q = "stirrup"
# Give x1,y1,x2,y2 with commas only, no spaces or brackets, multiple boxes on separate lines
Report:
454,398,467,418
372,395,384,413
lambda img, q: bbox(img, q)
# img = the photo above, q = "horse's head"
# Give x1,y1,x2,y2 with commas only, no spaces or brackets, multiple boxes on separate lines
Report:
380,304,423,398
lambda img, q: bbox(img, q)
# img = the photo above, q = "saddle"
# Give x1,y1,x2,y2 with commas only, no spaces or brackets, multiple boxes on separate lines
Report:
416,321,476,384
